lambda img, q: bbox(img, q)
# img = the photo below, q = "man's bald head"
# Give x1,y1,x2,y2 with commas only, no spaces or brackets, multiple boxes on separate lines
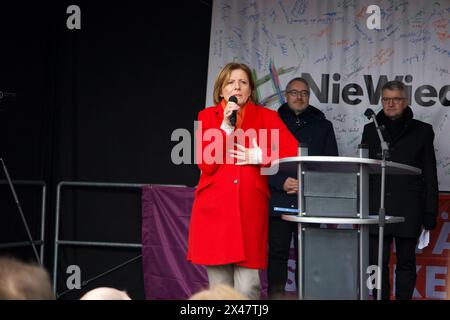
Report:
80,287,131,300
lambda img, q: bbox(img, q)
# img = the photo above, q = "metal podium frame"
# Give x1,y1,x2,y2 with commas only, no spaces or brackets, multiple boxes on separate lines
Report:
272,150,421,300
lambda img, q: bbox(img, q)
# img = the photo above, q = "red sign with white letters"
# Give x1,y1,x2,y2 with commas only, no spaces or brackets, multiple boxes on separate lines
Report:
389,194,450,299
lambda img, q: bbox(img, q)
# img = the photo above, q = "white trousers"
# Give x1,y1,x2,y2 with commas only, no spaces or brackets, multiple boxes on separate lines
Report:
205,264,261,299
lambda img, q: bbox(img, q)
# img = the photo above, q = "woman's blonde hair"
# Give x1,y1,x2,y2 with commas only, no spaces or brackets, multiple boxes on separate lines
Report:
213,62,258,105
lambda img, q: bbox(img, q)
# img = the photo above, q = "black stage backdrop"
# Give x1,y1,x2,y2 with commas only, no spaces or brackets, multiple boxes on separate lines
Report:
0,1,212,299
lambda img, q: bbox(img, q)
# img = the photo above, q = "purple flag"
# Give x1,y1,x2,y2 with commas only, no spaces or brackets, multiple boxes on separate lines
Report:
141,185,269,299
141,185,208,300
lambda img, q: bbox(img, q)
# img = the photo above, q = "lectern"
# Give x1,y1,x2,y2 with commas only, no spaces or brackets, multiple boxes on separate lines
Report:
271,146,421,299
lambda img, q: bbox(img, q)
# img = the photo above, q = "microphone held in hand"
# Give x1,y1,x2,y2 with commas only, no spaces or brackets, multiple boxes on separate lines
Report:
229,95,238,127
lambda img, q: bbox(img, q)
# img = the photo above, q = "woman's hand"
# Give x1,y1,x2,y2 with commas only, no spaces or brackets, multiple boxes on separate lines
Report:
223,99,240,127
229,138,262,165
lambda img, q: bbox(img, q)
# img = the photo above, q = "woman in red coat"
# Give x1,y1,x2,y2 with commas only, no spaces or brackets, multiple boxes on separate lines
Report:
187,62,298,299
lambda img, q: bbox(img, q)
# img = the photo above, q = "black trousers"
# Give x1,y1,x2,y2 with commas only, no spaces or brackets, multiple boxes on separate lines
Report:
369,235,417,300
267,217,298,297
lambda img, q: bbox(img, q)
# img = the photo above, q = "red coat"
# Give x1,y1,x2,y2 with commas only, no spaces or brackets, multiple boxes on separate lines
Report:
187,102,298,269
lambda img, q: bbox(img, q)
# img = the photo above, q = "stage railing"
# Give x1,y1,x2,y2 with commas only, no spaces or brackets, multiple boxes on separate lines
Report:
0,180,46,263
52,181,185,296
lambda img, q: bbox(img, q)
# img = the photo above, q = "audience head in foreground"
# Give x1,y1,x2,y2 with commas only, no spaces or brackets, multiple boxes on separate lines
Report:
189,284,249,300
80,287,131,300
0,256,54,300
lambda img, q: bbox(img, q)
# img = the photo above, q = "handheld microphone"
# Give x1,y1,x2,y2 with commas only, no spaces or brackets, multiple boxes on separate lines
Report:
229,95,238,127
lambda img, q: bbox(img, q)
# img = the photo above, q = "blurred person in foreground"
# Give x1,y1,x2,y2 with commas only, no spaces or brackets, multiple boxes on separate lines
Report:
189,284,248,300
0,256,54,300
80,287,131,300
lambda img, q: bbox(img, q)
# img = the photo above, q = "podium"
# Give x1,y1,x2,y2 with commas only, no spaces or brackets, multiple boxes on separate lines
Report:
271,147,421,299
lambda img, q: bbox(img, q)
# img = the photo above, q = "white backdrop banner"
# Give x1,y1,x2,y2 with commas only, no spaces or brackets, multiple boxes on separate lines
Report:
206,0,450,191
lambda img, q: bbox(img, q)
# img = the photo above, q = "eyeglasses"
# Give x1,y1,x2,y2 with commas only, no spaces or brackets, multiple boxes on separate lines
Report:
381,97,406,104
286,90,310,97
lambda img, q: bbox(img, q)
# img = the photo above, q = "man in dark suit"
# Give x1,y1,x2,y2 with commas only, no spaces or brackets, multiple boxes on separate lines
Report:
267,77,338,298
361,80,439,300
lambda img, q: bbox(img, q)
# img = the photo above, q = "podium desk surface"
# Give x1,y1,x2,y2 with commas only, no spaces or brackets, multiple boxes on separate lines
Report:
273,156,421,175
282,214,405,225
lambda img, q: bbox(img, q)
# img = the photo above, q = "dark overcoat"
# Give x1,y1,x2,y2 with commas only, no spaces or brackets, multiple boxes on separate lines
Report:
361,107,438,238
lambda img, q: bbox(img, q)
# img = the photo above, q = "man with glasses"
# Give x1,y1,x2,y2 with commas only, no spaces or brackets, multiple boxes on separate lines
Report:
267,77,338,298
361,80,438,300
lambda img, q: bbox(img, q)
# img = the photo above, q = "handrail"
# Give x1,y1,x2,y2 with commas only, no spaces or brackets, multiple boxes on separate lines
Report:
52,181,186,295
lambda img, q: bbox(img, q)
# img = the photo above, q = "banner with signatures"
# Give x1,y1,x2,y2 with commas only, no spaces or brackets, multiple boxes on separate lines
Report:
206,0,450,191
